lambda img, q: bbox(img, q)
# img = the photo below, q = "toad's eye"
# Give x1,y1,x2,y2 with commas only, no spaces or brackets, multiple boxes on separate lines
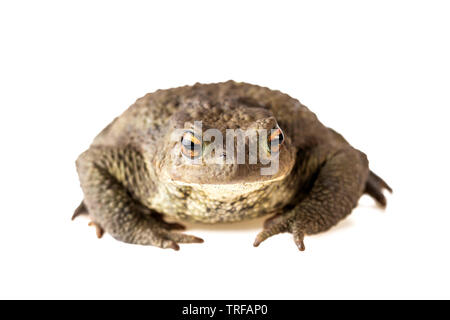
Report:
267,126,284,154
181,130,202,159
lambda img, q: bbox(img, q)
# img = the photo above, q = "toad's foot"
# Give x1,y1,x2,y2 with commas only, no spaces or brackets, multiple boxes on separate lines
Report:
72,201,105,238
254,147,370,251
72,200,200,250
89,217,201,250
254,211,305,251
119,213,204,250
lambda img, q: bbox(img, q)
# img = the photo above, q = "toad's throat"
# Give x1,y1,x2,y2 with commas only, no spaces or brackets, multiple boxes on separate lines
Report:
170,179,278,200
147,172,299,224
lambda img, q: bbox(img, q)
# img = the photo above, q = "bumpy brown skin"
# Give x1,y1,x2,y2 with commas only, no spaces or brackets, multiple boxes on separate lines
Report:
74,81,391,251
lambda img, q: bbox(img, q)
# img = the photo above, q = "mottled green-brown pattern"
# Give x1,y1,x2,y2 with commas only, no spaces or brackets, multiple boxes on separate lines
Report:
75,81,391,251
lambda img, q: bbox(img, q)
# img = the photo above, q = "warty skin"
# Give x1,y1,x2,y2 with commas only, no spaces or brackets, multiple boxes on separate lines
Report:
74,81,391,251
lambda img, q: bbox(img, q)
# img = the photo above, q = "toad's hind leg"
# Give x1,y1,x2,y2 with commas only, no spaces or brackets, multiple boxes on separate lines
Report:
364,170,392,207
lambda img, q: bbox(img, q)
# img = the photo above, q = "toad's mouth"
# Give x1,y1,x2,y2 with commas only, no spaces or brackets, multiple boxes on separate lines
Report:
166,155,295,186
169,169,290,186
163,157,295,201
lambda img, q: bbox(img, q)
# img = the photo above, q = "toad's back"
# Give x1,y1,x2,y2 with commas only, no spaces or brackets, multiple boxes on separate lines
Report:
92,81,327,150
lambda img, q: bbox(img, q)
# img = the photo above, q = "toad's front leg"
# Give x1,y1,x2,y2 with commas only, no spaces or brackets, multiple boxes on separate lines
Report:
75,146,203,250
254,147,371,251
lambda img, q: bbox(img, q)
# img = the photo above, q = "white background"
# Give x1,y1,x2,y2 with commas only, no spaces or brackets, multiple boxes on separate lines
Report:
1,1,449,299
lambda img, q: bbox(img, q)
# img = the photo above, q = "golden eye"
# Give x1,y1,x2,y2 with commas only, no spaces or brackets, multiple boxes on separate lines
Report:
267,127,284,154
181,131,202,159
